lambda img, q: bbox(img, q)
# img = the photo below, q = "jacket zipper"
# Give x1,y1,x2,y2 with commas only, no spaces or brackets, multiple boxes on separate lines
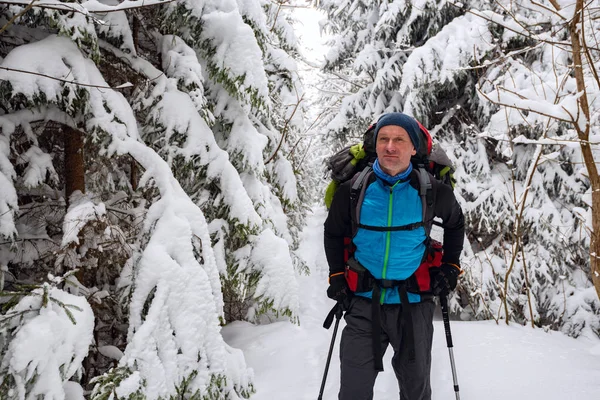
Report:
380,183,396,304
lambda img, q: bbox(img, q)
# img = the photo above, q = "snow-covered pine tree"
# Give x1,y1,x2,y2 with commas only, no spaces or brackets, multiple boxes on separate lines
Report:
316,0,599,338
128,0,302,323
0,0,306,397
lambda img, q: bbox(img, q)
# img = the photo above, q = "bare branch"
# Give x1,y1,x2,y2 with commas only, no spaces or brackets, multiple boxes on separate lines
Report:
581,6,600,89
321,69,365,90
0,66,133,90
265,92,305,164
462,6,600,52
270,0,284,33
548,0,562,10
0,0,37,34
0,0,175,14
531,0,565,19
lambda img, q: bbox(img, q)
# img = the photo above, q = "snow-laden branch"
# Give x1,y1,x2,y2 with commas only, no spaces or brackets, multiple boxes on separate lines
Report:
98,40,162,79
465,7,600,52
101,39,264,227
0,285,94,399
479,85,584,127
400,13,494,95
103,35,300,321
510,134,600,146
0,0,174,14
0,66,132,90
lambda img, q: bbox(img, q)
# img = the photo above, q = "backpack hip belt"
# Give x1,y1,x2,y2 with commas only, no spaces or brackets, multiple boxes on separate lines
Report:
345,238,443,295
345,257,420,294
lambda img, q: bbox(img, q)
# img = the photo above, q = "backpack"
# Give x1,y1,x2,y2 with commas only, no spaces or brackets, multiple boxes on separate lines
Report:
324,124,378,209
324,121,455,209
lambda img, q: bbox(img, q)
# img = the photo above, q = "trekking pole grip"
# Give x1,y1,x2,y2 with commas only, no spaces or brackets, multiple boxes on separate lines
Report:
440,295,453,348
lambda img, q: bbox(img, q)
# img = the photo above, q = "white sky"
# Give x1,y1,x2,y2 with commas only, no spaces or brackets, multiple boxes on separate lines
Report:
292,2,329,64
290,2,330,149
223,207,600,399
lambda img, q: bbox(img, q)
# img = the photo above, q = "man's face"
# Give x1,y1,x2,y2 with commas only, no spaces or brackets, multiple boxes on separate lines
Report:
375,125,416,176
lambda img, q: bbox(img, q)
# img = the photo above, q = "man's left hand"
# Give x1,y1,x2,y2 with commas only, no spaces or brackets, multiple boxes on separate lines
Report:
430,263,461,296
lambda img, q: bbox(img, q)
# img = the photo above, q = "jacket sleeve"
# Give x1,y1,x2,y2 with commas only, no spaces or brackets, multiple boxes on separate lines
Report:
433,179,465,265
323,180,353,275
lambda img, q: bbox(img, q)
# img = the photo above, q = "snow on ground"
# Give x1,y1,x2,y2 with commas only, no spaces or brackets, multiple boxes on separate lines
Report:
222,206,600,400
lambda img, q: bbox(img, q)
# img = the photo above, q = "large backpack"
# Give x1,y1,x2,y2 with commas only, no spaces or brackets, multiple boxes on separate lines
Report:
324,121,455,209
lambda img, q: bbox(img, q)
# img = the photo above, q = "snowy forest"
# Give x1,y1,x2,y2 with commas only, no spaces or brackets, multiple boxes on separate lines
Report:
0,0,599,399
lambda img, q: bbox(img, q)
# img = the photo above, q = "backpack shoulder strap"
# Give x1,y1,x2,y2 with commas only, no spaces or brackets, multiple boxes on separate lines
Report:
415,165,434,236
350,165,373,237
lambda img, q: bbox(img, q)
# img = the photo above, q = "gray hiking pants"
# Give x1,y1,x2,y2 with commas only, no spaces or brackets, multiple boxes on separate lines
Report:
338,296,435,400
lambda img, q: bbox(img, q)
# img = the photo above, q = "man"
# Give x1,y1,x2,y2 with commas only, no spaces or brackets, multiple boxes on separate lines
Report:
323,112,464,400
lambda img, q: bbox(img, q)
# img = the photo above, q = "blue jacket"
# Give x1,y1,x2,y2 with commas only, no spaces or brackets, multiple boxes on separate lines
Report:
353,176,426,303
324,169,464,304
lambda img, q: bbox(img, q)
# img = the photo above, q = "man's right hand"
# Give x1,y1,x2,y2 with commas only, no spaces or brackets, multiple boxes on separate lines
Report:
327,273,352,311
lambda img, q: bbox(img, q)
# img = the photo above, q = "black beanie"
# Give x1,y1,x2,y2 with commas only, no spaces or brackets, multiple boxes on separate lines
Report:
374,112,420,152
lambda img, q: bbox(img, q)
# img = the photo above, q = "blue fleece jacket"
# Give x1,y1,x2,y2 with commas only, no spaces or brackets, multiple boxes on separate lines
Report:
352,173,426,304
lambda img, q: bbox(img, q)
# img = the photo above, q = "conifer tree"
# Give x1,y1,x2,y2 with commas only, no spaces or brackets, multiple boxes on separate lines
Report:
0,0,307,397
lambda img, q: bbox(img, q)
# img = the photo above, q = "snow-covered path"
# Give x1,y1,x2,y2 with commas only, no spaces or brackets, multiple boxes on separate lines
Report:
222,207,600,400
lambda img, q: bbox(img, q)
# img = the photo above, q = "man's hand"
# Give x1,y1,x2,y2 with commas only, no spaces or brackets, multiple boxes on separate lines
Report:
430,263,461,297
327,273,352,310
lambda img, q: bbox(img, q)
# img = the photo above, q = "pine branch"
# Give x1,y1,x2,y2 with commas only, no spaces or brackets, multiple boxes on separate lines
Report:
98,40,164,82
0,308,38,324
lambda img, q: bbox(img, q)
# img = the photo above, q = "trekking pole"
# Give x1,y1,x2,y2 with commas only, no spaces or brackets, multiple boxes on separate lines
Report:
440,295,461,400
318,303,344,400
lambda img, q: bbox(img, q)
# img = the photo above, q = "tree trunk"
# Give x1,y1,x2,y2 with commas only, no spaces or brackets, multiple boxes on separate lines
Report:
132,14,139,53
588,167,600,301
570,1,600,300
63,125,85,206
131,158,138,191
